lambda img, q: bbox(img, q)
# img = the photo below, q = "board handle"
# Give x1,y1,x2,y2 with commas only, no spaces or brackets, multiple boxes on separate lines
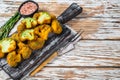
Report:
57,3,83,24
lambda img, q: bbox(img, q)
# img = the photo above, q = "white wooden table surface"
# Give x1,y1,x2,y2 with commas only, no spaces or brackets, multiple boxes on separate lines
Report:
0,0,120,80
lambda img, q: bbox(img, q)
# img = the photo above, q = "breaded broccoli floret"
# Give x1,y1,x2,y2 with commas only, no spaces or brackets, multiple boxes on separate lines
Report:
17,23,26,33
0,51,4,58
0,38,16,53
0,46,5,58
20,29,35,41
50,13,56,20
33,12,39,20
37,12,51,24
28,38,45,50
34,24,51,40
21,17,37,29
51,19,62,34
17,42,32,59
7,51,21,67
10,33,20,42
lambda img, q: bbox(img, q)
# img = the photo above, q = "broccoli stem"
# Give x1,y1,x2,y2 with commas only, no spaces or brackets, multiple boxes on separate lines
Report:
0,12,21,40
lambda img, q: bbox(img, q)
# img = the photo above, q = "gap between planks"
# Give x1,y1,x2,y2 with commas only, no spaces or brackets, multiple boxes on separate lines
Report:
44,66,120,68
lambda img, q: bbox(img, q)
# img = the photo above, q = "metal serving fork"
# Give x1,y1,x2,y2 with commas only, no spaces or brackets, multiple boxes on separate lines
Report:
58,29,84,56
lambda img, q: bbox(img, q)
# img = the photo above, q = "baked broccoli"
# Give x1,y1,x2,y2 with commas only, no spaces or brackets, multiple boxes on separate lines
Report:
21,17,37,29
17,23,26,33
20,29,35,41
28,38,45,50
0,38,16,53
10,33,20,42
17,42,32,59
33,12,55,23
34,24,51,40
50,13,56,20
37,12,51,24
7,51,21,67
0,46,5,58
51,19,62,34
33,12,39,20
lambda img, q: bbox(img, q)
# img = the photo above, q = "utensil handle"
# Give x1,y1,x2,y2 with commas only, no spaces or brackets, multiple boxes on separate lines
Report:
57,3,83,24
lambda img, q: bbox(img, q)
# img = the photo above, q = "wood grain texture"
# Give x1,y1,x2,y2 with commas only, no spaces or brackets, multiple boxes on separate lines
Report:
1,67,120,80
0,0,120,80
47,40,120,66
26,67,120,80
0,1,120,39
2,0,120,18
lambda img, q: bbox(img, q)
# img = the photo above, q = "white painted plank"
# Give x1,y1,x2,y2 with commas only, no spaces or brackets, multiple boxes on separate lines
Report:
47,40,120,66
0,67,119,80
68,18,120,39
0,0,120,18
25,67,120,80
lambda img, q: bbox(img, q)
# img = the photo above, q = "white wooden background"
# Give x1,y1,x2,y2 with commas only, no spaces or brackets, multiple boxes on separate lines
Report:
0,0,120,80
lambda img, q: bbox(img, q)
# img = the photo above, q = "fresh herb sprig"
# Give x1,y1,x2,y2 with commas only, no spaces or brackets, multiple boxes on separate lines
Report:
0,12,21,40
